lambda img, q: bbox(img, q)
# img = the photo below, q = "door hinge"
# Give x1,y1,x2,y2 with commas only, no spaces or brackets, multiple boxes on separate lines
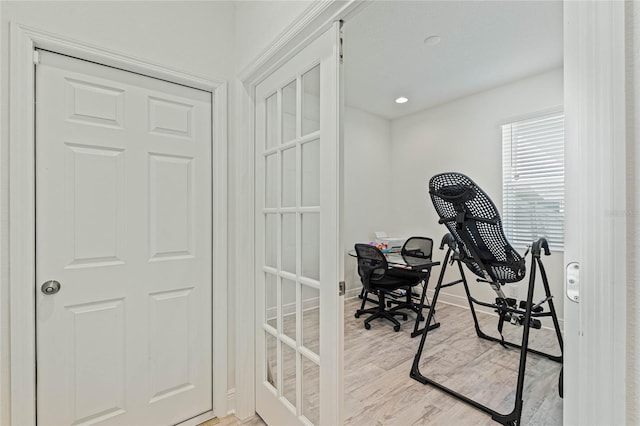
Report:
566,262,580,303
33,50,40,65
339,20,344,64
339,281,345,296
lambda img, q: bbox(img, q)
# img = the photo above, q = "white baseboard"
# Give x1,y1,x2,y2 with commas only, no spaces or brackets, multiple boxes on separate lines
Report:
226,388,236,415
266,296,322,321
179,411,215,426
425,289,564,331
343,287,563,331
345,287,361,300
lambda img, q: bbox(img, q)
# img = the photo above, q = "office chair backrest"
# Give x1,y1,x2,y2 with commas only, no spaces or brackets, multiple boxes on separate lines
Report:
354,243,389,291
401,237,433,260
428,172,525,283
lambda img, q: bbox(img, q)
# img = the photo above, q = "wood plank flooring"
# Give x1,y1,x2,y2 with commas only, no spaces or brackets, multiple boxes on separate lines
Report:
212,295,563,425
344,296,563,426
213,415,266,426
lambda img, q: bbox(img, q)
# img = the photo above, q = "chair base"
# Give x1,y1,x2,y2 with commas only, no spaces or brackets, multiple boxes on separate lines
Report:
387,268,441,337
356,289,409,332
387,293,425,319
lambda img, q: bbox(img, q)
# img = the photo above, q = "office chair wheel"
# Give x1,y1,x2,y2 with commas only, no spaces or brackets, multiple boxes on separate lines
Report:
386,301,392,308
393,325,400,332
402,314,408,321
364,322,371,330
354,312,360,318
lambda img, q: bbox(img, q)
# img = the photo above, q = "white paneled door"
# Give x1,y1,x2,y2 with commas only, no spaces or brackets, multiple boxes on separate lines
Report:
255,23,344,426
35,50,213,425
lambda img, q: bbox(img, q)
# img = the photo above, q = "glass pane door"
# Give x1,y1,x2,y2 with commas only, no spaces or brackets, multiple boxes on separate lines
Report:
255,23,342,426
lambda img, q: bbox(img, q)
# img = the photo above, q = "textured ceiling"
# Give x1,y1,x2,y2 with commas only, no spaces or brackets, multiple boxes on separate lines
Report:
343,1,563,120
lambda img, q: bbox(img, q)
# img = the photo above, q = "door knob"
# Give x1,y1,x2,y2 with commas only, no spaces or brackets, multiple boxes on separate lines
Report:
41,280,61,295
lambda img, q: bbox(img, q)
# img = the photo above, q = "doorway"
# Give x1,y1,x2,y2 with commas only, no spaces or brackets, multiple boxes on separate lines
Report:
35,49,213,425
342,1,564,424
8,25,228,425
237,1,628,424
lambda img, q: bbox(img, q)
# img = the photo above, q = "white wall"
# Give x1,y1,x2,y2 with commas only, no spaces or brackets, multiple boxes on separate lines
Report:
0,2,235,423
233,0,312,73
388,68,565,322
1,1,235,78
343,106,393,293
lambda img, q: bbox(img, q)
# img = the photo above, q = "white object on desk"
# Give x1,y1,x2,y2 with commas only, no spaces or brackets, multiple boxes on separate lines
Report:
374,231,405,251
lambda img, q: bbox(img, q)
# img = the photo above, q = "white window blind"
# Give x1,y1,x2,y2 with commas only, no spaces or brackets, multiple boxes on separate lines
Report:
502,111,564,250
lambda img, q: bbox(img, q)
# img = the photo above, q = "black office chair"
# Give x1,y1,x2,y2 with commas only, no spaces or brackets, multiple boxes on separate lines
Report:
410,172,563,426
386,237,434,318
402,237,434,259
354,243,415,332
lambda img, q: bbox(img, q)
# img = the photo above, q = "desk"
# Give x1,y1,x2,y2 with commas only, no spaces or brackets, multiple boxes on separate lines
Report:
348,249,441,337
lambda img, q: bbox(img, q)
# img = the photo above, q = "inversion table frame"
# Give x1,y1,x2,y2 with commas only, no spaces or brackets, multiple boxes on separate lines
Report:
411,236,563,425
410,173,564,426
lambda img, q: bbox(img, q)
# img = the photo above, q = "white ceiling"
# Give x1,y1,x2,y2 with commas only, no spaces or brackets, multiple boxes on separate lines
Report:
344,1,563,120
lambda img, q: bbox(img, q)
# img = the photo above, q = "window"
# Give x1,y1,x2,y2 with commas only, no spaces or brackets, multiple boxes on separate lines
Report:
502,111,564,250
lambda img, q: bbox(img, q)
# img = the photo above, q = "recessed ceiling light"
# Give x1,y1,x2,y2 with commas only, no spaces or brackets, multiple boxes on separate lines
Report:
424,35,441,46
395,97,408,104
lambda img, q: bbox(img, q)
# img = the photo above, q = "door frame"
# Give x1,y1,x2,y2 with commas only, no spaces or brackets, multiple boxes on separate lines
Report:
563,1,627,424
7,22,228,425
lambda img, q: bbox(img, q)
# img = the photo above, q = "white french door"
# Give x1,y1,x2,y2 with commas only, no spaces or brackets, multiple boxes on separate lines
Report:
254,23,344,426
35,50,213,425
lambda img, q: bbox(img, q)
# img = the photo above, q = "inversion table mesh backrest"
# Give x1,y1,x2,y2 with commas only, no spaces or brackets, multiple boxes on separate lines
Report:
429,172,526,283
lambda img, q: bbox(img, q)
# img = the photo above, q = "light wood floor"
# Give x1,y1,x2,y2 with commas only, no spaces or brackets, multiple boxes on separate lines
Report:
212,295,563,426
344,296,562,425
209,415,266,426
